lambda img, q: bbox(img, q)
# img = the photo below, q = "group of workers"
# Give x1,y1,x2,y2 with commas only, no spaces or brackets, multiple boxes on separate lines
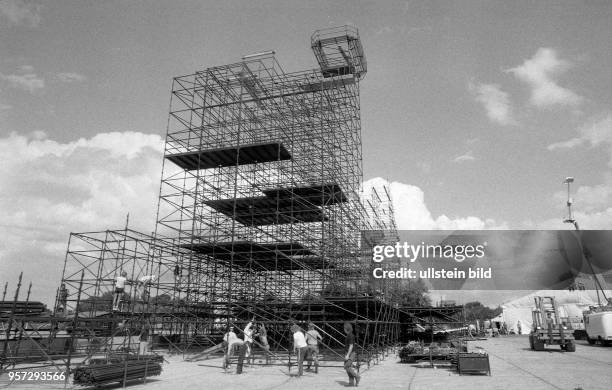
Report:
223,319,361,386
222,317,271,369
108,271,363,385
296,321,361,387
290,322,322,375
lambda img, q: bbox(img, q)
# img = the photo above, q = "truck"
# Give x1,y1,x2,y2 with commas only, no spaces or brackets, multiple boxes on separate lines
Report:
585,310,612,346
529,296,576,352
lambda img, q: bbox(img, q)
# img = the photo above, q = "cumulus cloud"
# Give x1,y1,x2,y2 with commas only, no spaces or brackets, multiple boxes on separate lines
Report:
452,150,476,163
469,82,516,125
547,137,584,150
0,0,42,27
548,113,612,166
0,67,45,93
553,183,612,213
545,114,612,229
0,131,164,306
57,72,87,83
508,48,583,108
363,178,504,230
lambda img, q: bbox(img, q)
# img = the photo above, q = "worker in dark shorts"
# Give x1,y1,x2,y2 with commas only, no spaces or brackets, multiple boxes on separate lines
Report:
112,271,128,311
291,324,308,377
305,322,322,373
343,322,360,387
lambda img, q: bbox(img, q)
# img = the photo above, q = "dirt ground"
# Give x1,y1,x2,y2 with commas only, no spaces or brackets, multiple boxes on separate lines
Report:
1,336,611,390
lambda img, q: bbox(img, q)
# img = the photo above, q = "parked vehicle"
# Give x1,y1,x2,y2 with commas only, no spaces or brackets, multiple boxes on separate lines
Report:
585,310,612,346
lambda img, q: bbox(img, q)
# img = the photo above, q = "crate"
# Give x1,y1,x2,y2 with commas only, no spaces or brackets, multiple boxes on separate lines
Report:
457,353,490,375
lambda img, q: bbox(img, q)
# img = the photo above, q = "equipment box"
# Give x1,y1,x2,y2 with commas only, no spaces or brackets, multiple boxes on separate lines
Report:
457,353,490,375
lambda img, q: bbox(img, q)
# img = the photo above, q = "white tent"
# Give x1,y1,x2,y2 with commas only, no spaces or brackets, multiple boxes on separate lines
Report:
499,290,609,334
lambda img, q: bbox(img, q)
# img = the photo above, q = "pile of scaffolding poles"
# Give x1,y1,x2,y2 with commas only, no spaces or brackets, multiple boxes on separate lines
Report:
0,301,46,315
72,359,162,386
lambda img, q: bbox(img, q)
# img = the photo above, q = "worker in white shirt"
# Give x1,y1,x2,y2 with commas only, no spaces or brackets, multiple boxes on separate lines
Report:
243,318,255,364
112,271,129,311
292,324,308,377
137,274,157,301
223,325,243,369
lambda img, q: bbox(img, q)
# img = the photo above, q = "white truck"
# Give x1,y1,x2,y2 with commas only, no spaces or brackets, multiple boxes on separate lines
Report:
585,310,612,346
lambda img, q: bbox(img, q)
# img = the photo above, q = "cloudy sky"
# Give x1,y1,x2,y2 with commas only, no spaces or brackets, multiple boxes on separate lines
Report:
1,1,611,305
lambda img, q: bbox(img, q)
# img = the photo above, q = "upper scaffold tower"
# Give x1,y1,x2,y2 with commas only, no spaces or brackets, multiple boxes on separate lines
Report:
311,25,367,80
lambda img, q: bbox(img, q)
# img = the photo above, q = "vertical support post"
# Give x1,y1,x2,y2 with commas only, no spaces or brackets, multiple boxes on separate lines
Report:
65,270,84,388
1,272,22,366
13,282,32,358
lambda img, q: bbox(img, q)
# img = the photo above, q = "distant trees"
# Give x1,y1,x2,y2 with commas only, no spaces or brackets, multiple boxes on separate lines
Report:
77,291,115,312
389,279,431,307
463,301,502,322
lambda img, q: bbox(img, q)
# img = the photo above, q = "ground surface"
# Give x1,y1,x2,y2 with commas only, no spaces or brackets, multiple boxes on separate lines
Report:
1,336,611,389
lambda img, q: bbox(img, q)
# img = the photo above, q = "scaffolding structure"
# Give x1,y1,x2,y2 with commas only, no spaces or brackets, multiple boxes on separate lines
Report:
52,26,401,371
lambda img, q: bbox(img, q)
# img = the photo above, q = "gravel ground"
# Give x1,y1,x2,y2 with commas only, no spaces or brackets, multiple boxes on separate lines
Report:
1,335,611,390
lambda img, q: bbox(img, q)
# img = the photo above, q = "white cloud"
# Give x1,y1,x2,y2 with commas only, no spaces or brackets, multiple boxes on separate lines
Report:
508,48,583,108
470,82,516,125
554,183,612,213
0,69,45,93
0,0,42,27
364,178,504,230
578,114,612,147
57,72,87,83
548,113,612,166
452,150,476,163
0,131,164,307
547,137,583,150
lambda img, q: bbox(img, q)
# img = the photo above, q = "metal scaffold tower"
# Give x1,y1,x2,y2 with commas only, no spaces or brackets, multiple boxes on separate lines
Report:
56,26,400,370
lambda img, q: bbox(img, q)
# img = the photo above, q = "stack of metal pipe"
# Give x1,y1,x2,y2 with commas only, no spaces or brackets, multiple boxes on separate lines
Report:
73,359,162,386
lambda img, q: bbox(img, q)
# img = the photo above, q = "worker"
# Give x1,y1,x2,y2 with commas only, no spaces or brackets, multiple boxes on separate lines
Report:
112,271,129,311
516,320,522,335
137,274,157,301
223,325,243,369
305,322,322,373
492,325,499,337
343,322,360,387
255,323,271,364
139,322,151,355
291,324,308,377
546,312,555,343
243,318,255,365
468,323,476,337
58,283,68,311
173,264,182,287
